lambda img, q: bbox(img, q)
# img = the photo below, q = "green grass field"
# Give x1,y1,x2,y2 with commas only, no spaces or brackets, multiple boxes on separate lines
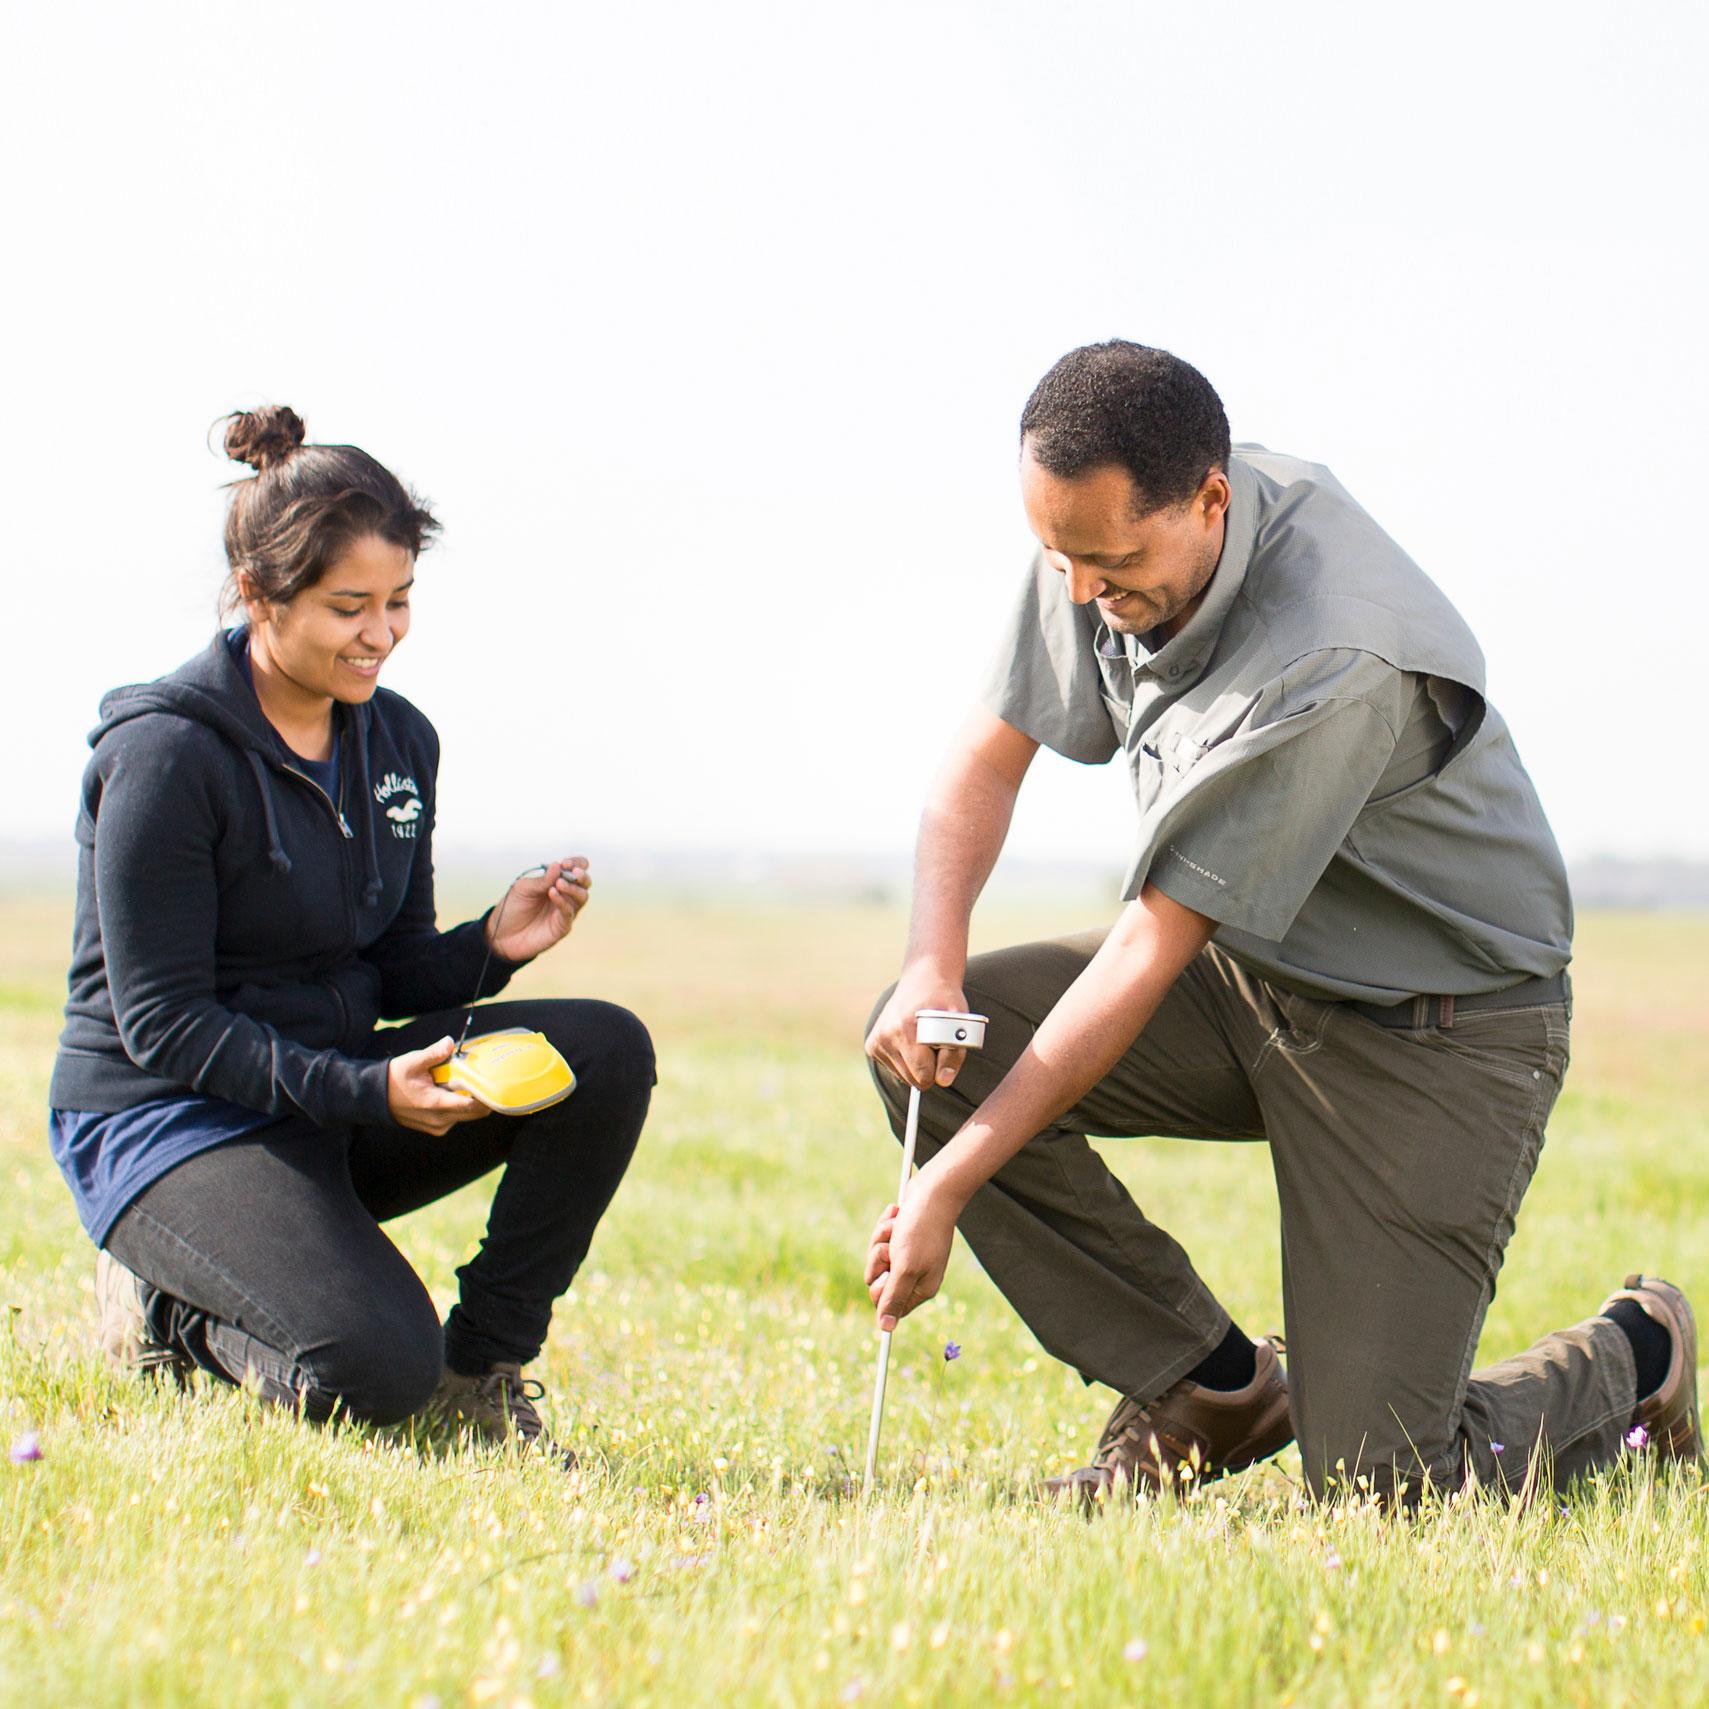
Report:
3,895,1707,1707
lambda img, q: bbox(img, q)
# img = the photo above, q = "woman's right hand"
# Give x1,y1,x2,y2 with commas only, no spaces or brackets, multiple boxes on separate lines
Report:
387,1037,490,1135
864,962,972,1091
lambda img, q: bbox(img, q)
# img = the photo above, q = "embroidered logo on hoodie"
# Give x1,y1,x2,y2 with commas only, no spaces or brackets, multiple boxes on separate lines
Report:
374,771,424,839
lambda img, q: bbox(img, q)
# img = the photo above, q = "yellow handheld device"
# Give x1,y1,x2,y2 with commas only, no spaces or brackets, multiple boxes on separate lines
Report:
432,1029,577,1115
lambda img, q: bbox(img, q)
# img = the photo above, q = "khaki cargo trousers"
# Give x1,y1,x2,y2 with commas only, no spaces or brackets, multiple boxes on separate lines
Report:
870,934,1635,1499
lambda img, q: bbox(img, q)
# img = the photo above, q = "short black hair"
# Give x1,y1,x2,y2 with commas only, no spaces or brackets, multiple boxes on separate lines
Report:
1020,341,1231,512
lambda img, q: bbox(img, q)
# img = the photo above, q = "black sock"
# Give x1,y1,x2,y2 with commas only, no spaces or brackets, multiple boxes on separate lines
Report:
1606,1299,1670,1400
1185,1321,1258,1391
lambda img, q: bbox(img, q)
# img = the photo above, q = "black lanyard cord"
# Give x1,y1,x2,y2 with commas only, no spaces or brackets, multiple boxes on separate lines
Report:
454,863,549,1054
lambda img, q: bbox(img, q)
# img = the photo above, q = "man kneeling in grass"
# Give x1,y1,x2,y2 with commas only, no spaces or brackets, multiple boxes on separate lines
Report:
863,340,1699,1504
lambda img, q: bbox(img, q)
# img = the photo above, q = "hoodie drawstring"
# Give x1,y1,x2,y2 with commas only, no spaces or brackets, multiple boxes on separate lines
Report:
245,751,294,876
350,709,384,908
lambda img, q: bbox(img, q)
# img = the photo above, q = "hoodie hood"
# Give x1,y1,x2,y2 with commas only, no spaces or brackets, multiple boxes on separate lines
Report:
93,630,384,903
92,627,282,755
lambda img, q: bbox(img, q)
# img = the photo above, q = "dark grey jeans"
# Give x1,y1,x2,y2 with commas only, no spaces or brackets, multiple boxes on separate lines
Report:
872,936,1632,1499
106,999,654,1426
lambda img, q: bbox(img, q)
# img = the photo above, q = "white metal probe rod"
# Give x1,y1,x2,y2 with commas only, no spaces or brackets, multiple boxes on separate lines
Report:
863,1081,922,1490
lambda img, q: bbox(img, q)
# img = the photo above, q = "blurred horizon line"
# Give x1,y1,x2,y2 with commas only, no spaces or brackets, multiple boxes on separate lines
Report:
3,839,1707,912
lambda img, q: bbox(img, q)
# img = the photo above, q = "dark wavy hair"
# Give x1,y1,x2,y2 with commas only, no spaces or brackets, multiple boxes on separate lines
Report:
217,405,440,615
1020,341,1231,514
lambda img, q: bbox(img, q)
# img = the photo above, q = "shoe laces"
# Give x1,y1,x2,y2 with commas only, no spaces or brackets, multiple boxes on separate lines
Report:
474,1366,549,1441
1095,1391,1203,1476
1094,1394,1159,1467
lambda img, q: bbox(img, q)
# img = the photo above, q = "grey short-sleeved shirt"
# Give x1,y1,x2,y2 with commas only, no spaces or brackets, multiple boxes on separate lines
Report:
981,447,1572,1004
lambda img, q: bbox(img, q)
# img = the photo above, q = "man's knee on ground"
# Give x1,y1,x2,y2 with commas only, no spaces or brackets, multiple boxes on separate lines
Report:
1299,1427,1447,1507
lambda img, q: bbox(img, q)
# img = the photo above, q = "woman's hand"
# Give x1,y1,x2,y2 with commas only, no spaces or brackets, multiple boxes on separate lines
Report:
864,1172,963,1331
387,1037,490,1135
486,858,591,962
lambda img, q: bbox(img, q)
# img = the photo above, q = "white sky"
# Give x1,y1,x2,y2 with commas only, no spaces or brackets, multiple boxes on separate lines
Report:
4,1,1705,875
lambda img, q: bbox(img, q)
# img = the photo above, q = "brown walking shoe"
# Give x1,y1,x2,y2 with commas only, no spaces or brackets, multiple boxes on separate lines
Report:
1044,1336,1293,1505
427,1361,577,1468
94,1251,192,1382
1599,1274,1701,1462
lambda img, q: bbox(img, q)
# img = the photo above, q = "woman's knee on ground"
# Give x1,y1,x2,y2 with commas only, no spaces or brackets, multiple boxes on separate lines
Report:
297,1285,445,1427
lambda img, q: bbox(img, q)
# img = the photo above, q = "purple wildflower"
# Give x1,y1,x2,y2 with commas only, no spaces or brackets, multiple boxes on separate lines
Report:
304,1547,322,1567
576,1579,600,1609
1625,1423,1650,1451
1324,1551,1343,1570
608,1557,634,1584
943,1341,961,1362
1490,1441,1504,1456
1122,1638,1149,1662
9,1431,42,1464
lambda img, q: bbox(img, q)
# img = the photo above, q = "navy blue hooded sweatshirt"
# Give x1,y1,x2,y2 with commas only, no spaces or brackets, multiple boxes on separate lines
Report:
50,629,516,1129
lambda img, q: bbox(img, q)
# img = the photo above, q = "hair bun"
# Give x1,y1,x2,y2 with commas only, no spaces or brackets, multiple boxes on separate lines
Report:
223,405,307,472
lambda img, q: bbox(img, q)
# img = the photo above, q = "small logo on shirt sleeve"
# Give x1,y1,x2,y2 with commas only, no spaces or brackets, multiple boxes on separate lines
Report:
1165,845,1227,887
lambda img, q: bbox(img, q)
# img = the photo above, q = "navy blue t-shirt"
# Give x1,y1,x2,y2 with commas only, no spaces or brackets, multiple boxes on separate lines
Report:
49,632,342,1245
292,745,341,799
50,1098,282,1246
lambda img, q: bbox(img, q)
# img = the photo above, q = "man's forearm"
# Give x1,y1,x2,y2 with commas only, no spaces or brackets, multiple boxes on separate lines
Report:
923,885,1215,1205
905,781,1013,972
903,709,1037,973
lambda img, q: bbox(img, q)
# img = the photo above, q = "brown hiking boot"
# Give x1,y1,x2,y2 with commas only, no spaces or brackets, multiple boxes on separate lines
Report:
94,1251,191,1382
1600,1275,1701,1462
427,1361,577,1468
1044,1337,1293,1505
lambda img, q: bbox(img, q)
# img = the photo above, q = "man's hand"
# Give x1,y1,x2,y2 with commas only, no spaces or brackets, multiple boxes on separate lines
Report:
864,1172,963,1330
387,1037,490,1135
881,887,1219,1231
865,964,972,1090
486,858,591,963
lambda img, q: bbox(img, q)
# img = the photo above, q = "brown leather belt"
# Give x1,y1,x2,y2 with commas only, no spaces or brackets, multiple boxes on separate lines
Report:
1348,970,1570,1030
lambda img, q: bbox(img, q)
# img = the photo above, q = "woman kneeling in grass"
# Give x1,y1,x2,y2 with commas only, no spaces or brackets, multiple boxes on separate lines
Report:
48,406,653,1463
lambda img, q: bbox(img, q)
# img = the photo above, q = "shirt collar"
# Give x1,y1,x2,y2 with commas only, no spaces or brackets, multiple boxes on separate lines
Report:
1095,455,1261,690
